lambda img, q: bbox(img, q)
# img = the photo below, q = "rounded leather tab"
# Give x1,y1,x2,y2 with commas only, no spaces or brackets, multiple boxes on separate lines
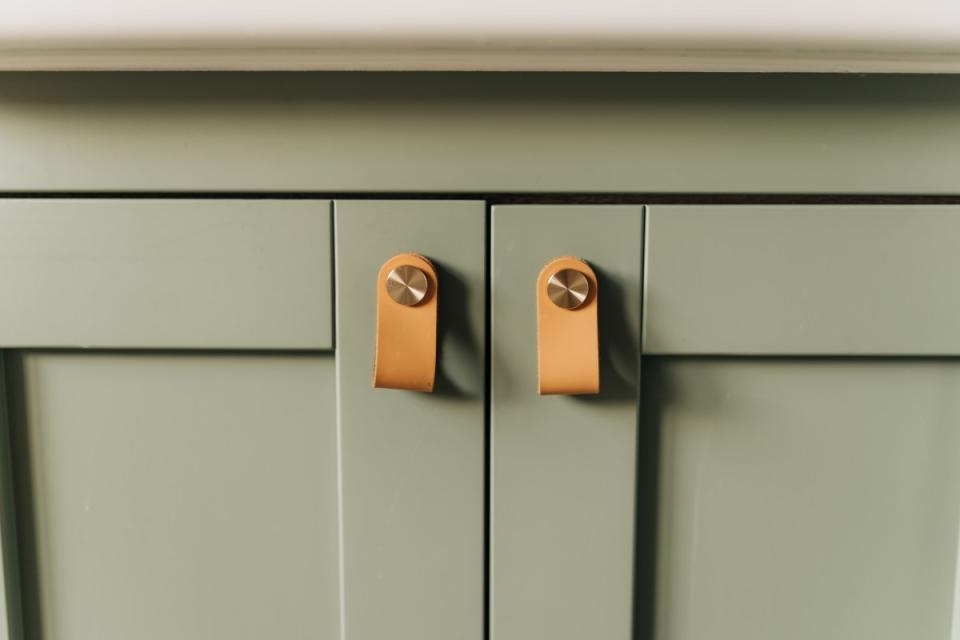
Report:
373,253,438,391
537,257,599,395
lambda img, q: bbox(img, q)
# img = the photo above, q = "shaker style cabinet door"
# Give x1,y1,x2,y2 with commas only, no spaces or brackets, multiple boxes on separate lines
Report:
644,205,960,640
335,201,486,640
490,205,644,640
0,200,339,640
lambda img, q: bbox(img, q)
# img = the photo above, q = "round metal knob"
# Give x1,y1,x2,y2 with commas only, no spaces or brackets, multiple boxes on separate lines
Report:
547,268,590,309
386,264,429,306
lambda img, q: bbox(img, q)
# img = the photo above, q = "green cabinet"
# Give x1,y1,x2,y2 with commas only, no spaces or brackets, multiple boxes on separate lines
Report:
0,197,958,640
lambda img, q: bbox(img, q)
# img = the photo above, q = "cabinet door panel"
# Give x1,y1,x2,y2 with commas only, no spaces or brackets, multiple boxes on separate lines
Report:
7,352,339,640
335,201,485,640
647,359,960,640
0,199,332,349
645,205,960,355
491,205,643,640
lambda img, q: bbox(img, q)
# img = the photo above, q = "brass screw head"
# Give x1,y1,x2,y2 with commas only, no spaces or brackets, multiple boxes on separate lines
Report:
547,268,590,309
386,265,429,306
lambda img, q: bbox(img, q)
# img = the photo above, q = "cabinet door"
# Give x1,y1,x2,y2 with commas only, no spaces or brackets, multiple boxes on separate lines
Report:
0,199,338,640
335,201,486,640
490,205,644,640
644,205,960,640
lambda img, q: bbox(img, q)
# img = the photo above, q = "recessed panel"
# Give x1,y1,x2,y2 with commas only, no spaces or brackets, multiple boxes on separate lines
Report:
649,359,960,640
8,352,339,640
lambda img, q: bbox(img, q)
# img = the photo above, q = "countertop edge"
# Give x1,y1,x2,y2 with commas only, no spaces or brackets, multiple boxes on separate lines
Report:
3,46,960,73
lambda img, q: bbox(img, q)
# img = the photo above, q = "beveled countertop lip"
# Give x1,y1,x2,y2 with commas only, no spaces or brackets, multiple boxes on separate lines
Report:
2,46,960,72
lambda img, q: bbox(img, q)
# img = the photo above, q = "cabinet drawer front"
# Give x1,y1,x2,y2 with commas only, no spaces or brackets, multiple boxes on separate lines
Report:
644,205,960,355
0,199,332,349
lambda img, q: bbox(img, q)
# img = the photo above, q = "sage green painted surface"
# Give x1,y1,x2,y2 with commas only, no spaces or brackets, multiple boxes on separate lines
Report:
491,205,642,640
3,74,960,194
6,352,340,640
645,205,960,355
647,358,960,640
0,356,22,640
335,201,485,640
0,199,332,349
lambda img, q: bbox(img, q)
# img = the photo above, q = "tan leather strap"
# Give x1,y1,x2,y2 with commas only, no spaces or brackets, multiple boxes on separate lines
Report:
537,256,599,395
373,253,438,391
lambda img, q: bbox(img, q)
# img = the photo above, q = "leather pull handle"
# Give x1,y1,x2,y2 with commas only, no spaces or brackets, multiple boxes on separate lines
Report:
537,256,599,395
373,253,438,391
